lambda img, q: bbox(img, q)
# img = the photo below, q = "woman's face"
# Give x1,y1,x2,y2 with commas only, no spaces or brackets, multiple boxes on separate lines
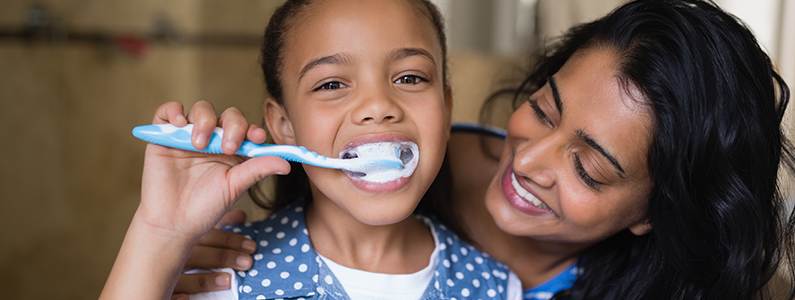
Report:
485,48,655,245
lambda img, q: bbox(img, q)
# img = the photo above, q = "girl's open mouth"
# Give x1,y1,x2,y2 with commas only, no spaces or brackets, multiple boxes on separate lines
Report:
339,141,419,183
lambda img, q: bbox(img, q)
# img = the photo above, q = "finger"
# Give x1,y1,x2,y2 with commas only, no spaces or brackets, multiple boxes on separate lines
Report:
173,272,231,295
196,228,256,254
185,245,253,270
217,107,249,155
152,101,188,126
247,124,268,144
216,210,247,229
186,100,218,150
171,294,189,300
227,156,291,197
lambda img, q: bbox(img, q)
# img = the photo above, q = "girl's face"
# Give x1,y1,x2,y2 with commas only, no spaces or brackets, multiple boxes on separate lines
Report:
485,48,654,245
266,0,450,225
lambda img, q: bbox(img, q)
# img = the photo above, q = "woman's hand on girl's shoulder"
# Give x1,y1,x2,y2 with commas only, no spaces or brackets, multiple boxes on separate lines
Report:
172,210,256,297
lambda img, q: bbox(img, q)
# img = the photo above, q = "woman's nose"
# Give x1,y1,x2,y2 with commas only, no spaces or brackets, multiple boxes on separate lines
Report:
351,84,404,124
513,133,560,189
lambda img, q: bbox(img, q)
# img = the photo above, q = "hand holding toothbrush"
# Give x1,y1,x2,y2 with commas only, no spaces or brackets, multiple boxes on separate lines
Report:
100,101,290,300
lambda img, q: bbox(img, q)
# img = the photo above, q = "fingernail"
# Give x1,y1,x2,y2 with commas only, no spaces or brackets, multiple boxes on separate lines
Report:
195,133,208,146
237,255,252,268
215,274,230,287
224,140,238,152
242,239,257,252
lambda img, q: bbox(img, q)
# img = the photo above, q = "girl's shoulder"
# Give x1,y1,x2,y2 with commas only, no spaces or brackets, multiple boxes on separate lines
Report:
221,201,321,299
417,214,521,300
221,200,308,242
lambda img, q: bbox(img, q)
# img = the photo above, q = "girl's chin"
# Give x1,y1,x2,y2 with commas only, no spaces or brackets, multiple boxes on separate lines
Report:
345,172,411,193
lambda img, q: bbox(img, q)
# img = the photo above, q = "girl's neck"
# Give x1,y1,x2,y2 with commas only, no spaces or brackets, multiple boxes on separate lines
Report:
305,194,434,274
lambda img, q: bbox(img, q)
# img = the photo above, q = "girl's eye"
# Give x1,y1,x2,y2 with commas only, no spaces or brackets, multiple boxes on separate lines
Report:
314,81,347,91
528,98,554,127
395,75,426,84
573,153,602,191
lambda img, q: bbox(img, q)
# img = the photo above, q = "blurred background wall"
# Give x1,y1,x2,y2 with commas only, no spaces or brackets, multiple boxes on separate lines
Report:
0,0,791,299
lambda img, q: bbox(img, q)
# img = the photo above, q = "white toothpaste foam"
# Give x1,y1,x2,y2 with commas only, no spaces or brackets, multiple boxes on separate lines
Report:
340,141,419,183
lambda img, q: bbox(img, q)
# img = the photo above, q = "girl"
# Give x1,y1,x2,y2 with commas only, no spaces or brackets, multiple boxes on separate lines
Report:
180,0,795,299
100,0,522,299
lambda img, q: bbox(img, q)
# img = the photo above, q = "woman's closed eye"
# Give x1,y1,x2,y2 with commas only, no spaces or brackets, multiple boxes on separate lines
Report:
573,153,602,191
528,98,554,127
314,81,348,91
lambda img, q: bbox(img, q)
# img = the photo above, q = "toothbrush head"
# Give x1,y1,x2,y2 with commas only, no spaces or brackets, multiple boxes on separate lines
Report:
340,142,419,183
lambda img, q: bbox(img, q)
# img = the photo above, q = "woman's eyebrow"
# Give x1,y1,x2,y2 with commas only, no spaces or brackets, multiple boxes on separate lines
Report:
547,76,564,113
299,53,353,80
551,75,625,177
576,129,626,178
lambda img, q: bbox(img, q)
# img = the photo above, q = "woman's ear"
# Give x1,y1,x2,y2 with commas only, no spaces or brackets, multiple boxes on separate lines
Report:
264,98,296,145
629,219,652,236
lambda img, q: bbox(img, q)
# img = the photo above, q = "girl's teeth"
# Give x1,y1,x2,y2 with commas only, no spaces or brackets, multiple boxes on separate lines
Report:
511,172,548,210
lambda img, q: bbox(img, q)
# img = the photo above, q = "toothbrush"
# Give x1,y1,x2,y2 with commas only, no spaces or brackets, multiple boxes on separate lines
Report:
132,124,404,174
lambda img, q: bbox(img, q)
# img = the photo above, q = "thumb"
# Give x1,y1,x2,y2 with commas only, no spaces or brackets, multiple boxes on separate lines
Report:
227,156,291,198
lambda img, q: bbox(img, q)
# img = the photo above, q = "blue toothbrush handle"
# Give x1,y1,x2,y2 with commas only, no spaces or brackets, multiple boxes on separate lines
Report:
132,124,404,172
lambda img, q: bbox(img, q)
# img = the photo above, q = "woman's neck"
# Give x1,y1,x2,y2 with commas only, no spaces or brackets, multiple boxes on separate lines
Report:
465,203,583,289
305,194,434,275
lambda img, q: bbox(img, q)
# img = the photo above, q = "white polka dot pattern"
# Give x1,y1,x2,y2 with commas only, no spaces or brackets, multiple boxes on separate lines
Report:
221,201,515,299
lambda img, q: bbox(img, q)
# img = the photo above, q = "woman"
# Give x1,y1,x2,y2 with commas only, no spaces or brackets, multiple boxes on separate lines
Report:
175,0,795,299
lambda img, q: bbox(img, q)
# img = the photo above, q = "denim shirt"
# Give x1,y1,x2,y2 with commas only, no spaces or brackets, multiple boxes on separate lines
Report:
223,200,516,300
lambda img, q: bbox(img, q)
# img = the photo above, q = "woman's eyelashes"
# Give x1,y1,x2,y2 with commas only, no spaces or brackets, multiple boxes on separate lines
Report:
528,98,554,127
527,98,603,191
573,153,602,191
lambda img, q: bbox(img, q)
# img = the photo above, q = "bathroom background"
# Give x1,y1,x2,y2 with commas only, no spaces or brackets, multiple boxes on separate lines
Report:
1,0,792,299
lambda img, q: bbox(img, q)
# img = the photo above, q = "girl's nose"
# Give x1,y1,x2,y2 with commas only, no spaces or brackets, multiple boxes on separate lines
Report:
351,85,404,124
513,133,560,189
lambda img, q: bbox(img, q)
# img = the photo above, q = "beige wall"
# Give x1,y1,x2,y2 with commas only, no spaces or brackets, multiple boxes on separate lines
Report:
0,1,283,299
2,1,789,299
0,1,513,298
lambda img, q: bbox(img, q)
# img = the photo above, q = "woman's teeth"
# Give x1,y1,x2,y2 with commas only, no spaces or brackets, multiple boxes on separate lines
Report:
511,172,548,210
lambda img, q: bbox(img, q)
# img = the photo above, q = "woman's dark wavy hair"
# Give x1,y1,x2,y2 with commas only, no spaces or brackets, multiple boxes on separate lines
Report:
484,0,795,298
247,0,471,242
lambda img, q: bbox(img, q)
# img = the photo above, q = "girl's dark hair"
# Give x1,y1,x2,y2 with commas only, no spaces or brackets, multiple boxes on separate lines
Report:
484,0,795,298
249,0,470,241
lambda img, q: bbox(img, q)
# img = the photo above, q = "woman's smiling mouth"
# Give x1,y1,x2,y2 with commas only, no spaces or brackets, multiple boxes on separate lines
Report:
501,164,555,216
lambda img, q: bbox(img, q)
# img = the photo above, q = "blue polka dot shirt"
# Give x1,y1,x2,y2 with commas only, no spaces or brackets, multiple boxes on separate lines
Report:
223,199,518,300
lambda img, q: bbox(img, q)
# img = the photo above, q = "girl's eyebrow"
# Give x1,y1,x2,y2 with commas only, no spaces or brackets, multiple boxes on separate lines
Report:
299,53,353,80
386,48,436,66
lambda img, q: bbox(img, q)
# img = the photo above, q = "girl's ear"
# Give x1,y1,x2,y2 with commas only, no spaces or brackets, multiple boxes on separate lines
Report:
444,85,453,137
628,219,652,236
264,98,296,145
